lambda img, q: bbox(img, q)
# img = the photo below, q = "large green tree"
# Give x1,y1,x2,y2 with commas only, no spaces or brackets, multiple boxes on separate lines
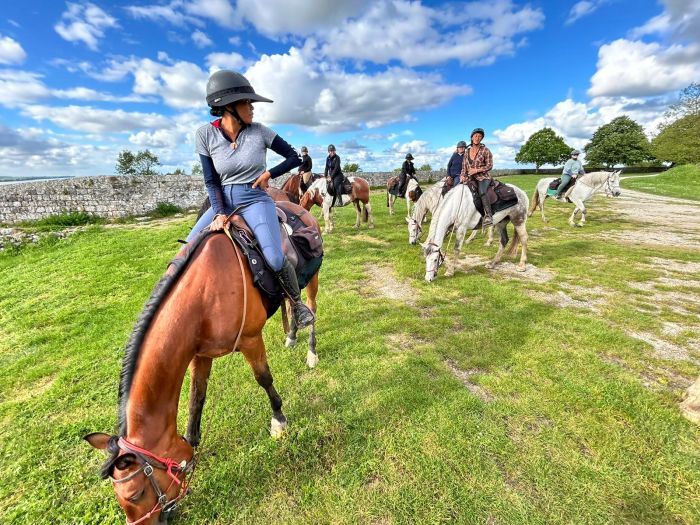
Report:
652,112,700,165
515,127,571,172
584,116,653,168
343,162,361,172
115,149,161,176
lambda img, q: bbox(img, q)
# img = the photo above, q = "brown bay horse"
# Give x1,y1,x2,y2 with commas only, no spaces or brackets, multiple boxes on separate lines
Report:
299,176,374,233
85,202,321,524
280,173,301,203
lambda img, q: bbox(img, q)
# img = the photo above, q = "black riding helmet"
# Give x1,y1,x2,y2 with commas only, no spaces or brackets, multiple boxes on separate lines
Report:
405,153,414,160
457,140,467,148
206,70,272,120
327,144,336,152
470,128,485,140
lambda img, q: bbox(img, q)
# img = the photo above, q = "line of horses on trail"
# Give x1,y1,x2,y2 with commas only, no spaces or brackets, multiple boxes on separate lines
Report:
85,169,621,524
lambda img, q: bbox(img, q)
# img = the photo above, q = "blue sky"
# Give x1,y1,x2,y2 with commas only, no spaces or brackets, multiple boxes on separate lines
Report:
0,0,698,178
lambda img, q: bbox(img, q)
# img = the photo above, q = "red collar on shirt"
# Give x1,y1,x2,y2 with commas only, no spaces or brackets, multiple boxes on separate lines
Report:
211,119,222,128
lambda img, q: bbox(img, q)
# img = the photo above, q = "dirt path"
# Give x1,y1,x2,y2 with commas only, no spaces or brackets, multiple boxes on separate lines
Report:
603,187,700,250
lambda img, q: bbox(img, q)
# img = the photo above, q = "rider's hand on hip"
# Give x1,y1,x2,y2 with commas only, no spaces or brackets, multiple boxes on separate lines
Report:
252,171,272,190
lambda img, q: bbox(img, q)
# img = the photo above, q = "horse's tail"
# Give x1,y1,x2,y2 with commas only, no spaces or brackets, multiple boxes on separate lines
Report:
528,187,539,216
506,225,520,258
362,202,369,222
386,188,390,207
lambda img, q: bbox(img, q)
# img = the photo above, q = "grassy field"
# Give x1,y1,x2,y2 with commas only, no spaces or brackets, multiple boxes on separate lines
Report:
622,164,700,201
1,175,699,524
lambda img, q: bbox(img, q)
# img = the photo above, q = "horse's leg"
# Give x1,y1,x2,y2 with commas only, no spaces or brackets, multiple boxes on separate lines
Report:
322,203,332,234
485,225,494,246
568,204,579,227
241,335,287,438
577,200,587,226
464,229,478,245
353,200,361,229
540,194,547,222
389,195,395,216
305,272,319,369
285,301,298,348
514,222,528,271
486,222,508,269
366,201,375,229
185,355,214,447
406,198,412,220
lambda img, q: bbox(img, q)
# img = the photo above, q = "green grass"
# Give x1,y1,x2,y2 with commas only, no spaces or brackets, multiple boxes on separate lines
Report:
1,183,699,524
13,211,104,232
622,164,700,201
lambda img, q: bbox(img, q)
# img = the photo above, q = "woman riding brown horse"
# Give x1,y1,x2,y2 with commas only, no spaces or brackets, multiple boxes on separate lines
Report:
85,202,321,524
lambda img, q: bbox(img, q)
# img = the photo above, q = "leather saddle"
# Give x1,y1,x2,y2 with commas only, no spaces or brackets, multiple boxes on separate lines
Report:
188,202,323,317
326,176,353,196
465,179,518,216
548,177,576,194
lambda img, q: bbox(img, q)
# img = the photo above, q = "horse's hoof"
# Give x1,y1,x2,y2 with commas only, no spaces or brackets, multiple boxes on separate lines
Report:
516,264,526,272
306,351,319,369
353,224,360,229
444,269,454,277
285,337,297,348
485,263,495,270
484,241,493,247
270,417,288,439
368,224,375,229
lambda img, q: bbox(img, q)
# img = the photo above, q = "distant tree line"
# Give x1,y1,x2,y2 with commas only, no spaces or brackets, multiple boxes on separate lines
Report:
515,82,700,169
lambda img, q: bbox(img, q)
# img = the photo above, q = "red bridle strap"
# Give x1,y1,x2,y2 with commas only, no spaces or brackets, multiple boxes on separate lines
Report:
118,437,184,485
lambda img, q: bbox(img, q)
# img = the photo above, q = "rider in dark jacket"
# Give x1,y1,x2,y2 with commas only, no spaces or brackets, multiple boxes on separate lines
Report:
325,144,343,207
398,153,416,195
443,140,466,196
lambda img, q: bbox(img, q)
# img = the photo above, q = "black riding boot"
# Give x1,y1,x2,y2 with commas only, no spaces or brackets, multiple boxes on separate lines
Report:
276,258,315,329
480,194,493,227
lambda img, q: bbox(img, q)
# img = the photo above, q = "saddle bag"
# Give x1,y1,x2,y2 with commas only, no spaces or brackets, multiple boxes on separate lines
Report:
493,180,516,202
548,178,561,191
291,225,323,260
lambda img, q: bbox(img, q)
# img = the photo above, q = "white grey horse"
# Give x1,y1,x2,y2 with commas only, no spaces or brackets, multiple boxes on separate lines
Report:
407,179,494,246
422,184,529,282
529,170,621,226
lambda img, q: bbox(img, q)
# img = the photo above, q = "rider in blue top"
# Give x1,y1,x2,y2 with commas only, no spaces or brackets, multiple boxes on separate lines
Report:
555,149,585,200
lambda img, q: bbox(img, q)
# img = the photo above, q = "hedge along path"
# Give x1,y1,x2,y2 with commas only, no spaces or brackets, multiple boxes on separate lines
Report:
0,177,699,524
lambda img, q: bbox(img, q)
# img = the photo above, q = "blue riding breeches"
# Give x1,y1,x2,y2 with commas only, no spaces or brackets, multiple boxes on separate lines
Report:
186,183,285,272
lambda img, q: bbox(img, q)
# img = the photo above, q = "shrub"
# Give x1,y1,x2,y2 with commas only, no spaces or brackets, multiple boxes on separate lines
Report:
150,202,182,217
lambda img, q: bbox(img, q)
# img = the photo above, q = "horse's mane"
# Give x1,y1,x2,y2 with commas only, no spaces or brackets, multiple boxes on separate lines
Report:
117,233,208,436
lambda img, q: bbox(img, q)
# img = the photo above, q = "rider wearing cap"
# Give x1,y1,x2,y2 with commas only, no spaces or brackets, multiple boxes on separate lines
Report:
461,128,495,226
298,146,313,194
555,149,585,200
398,153,416,195
186,70,314,328
325,144,344,207
443,140,467,196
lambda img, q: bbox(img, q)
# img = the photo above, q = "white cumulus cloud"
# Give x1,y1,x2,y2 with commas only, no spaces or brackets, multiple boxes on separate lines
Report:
54,2,118,51
0,35,27,65
191,29,213,48
588,39,700,98
237,0,366,35
21,105,171,134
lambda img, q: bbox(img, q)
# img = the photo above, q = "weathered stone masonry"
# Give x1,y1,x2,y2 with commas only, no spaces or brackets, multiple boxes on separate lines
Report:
0,168,567,224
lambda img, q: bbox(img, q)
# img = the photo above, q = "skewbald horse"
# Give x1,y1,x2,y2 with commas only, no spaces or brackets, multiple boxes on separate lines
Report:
299,176,374,233
84,202,321,524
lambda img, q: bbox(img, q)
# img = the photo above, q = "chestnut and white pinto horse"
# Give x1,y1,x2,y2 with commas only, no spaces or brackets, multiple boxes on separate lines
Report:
299,176,374,233
529,170,621,226
407,179,493,246
422,183,529,282
388,178,421,218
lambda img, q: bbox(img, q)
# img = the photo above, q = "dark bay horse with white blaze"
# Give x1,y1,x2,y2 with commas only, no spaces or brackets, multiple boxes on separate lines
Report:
84,203,321,524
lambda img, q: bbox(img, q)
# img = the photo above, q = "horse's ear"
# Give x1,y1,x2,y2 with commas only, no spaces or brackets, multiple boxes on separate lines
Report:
84,432,112,450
